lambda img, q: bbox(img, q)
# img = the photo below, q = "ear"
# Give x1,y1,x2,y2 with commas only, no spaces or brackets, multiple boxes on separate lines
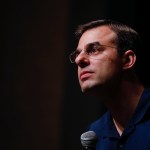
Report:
122,50,136,70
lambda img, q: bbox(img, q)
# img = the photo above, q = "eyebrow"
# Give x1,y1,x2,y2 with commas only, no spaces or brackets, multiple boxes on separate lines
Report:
76,41,101,52
86,41,100,48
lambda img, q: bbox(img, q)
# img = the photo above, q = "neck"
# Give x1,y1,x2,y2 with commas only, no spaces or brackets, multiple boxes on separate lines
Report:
99,74,144,136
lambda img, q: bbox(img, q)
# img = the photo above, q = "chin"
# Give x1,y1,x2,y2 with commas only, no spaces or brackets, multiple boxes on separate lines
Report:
80,81,104,97
81,87,99,97
80,79,98,91
81,83,97,95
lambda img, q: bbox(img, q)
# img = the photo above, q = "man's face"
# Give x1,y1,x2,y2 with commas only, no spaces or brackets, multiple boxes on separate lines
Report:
75,26,123,94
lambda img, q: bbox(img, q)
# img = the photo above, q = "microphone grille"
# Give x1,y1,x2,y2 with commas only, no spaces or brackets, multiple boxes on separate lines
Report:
80,131,98,149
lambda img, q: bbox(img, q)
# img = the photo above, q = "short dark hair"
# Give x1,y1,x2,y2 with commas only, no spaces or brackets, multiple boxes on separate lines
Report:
75,19,142,56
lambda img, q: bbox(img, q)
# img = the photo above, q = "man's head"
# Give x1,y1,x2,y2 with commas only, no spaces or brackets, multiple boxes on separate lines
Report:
69,19,142,95
75,19,141,57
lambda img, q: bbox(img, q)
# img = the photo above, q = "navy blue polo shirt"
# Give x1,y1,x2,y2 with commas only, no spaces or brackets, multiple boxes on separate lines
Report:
87,87,150,150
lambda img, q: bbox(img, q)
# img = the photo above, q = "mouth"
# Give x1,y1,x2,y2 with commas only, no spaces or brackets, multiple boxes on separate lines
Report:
80,71,93,81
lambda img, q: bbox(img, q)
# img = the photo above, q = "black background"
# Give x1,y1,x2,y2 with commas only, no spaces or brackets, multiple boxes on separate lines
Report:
1,0,150,150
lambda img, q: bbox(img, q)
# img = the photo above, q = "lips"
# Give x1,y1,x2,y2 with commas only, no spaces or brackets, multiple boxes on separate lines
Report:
80,71,93,80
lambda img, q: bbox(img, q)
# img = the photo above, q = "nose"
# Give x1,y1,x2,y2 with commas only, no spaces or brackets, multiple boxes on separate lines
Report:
75,51,90,68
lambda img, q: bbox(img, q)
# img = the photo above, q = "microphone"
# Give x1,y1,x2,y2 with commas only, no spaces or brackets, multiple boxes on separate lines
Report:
80,131,98,150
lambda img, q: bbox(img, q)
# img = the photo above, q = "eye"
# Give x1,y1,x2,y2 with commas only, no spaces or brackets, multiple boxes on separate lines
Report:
86,44,100,55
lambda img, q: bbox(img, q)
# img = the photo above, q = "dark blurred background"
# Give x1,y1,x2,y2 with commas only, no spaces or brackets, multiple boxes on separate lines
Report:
1,0,150,150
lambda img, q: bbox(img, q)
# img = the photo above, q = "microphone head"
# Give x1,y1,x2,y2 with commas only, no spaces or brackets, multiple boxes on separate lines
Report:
80,131,98,149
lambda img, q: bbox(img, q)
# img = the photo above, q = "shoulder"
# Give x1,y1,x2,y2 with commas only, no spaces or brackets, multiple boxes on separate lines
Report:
139,86,150,107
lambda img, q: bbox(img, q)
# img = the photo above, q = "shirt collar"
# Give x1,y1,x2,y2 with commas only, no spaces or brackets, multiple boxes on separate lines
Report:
132,87,150,124
101,87,150,138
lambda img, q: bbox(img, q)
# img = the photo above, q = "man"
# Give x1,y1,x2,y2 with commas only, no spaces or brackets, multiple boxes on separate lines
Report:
69,19,150,149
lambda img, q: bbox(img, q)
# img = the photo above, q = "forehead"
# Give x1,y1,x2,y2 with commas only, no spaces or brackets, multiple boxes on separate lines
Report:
78,26,116,48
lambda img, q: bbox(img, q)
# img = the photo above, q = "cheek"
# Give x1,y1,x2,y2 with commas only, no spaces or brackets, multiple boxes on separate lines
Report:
95,57,121,77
